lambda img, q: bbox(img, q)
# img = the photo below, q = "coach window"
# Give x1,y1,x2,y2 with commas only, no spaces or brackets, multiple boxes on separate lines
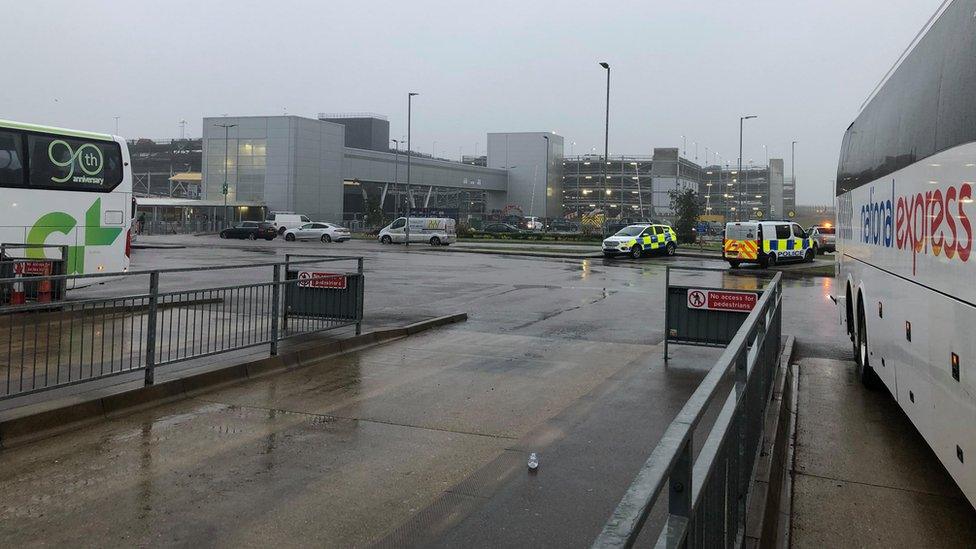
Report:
0,131,24,186
27,134,123,191
775,224,791,240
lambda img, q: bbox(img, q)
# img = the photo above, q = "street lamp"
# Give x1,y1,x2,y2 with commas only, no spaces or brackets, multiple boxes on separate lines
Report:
738,115,757,221
792,140,798,208
391,139,402,218
599,61,610,232
214,122,237,228
542,135,550,223
406,92,418,246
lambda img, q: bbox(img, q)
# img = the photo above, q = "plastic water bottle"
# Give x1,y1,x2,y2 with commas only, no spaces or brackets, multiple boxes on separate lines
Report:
527,452,539,471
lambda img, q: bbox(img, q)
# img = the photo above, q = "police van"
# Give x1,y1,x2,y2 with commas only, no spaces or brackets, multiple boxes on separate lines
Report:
723,220,815,268
602,223,677,259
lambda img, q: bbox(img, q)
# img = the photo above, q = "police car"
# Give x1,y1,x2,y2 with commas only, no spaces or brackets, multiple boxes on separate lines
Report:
723,220,815,268
602,224,678,259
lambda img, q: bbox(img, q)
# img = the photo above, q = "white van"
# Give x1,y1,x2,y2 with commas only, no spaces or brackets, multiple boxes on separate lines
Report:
267,212,310,235
723,220,815,268
378,217,456,246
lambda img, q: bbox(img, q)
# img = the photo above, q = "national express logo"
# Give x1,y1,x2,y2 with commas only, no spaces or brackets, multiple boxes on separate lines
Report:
25,199,122,274
860,181,973,274
48,139,104,185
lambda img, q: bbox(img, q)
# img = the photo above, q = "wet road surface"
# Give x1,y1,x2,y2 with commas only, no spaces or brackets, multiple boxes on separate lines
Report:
0,235,845,547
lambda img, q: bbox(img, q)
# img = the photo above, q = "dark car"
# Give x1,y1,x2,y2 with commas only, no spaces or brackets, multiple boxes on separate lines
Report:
548,220,581,234
482,222,522,234
219,221,277,241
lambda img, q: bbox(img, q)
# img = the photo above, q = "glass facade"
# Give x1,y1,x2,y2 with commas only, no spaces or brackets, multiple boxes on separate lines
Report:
205,138,267,202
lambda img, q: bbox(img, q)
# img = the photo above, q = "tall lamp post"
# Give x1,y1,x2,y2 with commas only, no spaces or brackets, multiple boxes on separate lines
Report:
791,140,798,216
599,62,611,233
738,115,757,221
214,122,237,228
406,92,418,246
542,135,550,224
391,139,402,219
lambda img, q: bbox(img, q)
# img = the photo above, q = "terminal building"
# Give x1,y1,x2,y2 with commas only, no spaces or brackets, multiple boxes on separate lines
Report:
197,115,552,226
130,112,796,228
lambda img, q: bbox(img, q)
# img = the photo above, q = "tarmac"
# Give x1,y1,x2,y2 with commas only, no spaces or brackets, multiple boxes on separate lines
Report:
0,234,969,547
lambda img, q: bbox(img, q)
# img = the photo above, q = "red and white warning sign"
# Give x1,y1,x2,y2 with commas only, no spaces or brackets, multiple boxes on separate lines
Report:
297,271,347,290
687,289,757,312
14,261,52,276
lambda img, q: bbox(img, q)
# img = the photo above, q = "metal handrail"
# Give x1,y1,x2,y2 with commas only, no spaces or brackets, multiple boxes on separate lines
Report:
0,256,366,399
593,270,783,548
0,256,361,285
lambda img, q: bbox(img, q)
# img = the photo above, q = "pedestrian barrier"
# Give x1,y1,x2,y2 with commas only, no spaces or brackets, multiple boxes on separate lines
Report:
0,256,364,399
593,268,782,548
664,265,764,359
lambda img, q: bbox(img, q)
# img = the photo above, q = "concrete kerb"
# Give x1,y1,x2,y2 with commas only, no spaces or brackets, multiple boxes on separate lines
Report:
0,313,468,449
743,334,796,549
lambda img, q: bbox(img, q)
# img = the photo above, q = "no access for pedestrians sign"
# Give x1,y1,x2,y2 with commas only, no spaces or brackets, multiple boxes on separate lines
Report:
297,271,347,290
686,289,757,313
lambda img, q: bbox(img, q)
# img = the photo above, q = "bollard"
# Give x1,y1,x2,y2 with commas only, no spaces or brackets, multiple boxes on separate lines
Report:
9,270,25,305
36,278,52,303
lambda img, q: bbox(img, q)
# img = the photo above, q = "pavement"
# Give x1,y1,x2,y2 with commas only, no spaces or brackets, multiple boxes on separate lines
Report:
0,234,965,547
790,357,976,548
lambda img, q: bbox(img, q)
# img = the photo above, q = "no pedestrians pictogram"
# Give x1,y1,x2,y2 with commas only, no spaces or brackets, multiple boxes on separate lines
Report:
688,290,706,308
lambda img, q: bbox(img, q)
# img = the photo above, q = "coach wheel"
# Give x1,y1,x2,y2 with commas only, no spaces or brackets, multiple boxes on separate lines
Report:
285,233,295,242
630,245,643,259
856,299,880,388
430,236,441,246
665,243,676,256
321,234,332,243
846,285,855,341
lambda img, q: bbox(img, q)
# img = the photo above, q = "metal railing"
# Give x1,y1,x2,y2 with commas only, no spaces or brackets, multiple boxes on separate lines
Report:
593,269,783,548
0,256,364,400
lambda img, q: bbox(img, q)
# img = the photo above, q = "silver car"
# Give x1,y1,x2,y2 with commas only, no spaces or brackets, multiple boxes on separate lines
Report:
807,225,836,254
283,222,351,243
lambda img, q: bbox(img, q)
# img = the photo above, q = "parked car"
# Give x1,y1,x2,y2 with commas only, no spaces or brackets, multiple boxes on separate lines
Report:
548,220,582,234
602,224,677,259
283,222,351,243
482,222,522,234
219,221,277,240
524,217,543,231
807,225,836,254
377,217,457,245
267,212,310,235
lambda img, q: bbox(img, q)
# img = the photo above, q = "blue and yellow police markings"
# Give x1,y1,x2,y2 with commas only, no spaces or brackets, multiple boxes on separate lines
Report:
762,238,812,257
637,230,675,251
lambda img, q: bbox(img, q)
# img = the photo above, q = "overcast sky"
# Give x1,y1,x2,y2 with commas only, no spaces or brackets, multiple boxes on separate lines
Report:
4,0,942,204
